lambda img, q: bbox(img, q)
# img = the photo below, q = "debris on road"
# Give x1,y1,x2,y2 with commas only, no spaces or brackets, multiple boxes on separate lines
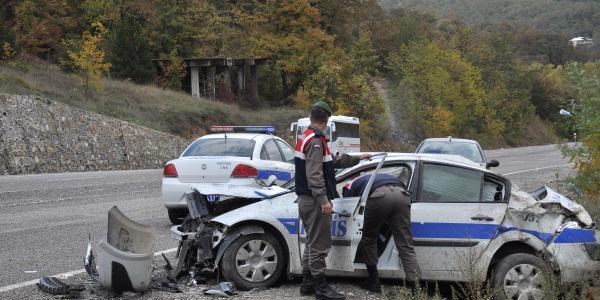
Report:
84,206,156,294
203,282,238,297
36,276,85,297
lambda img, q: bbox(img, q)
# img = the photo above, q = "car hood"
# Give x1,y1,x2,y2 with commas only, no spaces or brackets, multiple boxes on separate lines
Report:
509,185,593,227
188,184,292,200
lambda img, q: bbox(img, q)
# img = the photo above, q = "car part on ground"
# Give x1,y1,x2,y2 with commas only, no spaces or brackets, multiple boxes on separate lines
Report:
203,282,239,297
84,206,155,294
37,276,85,297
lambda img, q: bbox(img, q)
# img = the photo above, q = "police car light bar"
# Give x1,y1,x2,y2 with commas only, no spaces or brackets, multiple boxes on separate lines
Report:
209,126,276,134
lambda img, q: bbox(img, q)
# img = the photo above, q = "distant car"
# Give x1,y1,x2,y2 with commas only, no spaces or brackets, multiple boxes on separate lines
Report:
162,126,296,224
416,137,499,169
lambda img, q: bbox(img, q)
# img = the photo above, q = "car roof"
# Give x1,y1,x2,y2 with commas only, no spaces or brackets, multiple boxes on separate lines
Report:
420,137,480,144
353,152,490,173
198,133,278,142
297,115,360,125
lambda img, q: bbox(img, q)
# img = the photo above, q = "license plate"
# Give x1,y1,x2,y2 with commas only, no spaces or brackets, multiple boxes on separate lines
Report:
206,194,220,202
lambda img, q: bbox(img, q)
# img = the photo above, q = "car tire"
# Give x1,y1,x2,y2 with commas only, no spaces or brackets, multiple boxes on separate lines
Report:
167,208,187,224
220,232,285,291
491,253,549,300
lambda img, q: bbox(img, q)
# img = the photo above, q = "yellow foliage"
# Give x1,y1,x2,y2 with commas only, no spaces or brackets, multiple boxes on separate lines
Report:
67,21,111,96
1,43,16,61
292,87,311,110
425,105,454,137
159,49,186,90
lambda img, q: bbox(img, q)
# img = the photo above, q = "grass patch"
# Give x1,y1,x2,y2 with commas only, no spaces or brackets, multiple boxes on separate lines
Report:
0,60,305,140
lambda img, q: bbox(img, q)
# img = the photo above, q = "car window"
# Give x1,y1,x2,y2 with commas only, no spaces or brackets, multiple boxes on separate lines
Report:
417,142,483,163
276,140,295,163
336,164,414,196
482,177,505,202
182,138,255,158
419,163,482,202
261,139,284,162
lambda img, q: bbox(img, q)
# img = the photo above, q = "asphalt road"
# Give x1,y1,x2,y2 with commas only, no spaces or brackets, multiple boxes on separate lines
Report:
0,143,575,293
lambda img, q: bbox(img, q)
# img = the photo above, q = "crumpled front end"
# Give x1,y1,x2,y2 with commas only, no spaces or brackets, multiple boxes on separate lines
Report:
501,185,600,282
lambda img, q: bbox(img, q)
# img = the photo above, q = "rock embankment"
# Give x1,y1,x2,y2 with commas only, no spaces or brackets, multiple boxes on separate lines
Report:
0,94,189,175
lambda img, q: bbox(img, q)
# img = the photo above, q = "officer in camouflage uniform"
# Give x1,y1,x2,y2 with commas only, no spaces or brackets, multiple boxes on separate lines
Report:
295,101,370,300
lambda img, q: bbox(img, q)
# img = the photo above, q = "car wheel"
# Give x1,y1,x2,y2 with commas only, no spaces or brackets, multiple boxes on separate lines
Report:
491,253,548,300
167,208,187,224
220,232,285,291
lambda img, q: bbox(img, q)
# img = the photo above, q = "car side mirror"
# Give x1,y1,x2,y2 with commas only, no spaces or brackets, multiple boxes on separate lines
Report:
265,175,278,187
486,159,500,169
257,175,278,187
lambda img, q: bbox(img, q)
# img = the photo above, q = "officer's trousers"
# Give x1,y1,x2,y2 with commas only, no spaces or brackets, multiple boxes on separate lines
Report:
298,194,331,276
359,185,421,282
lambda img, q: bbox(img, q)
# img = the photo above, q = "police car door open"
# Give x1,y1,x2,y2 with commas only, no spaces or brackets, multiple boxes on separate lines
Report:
297,153,388,273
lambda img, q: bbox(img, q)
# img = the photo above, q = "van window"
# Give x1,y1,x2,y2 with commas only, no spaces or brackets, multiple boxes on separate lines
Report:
297,125,332,141
333,122,359,140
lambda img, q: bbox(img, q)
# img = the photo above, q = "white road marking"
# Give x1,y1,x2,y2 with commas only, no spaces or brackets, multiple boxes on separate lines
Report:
0,247,178,293
502,163,573,176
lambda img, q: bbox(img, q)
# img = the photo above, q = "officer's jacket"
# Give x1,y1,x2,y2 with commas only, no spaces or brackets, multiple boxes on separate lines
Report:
294,127,359,205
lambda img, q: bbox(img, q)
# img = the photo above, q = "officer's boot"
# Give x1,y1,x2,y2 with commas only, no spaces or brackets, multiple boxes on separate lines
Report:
313,274,346,300
300,270,315,295
361,265,382,293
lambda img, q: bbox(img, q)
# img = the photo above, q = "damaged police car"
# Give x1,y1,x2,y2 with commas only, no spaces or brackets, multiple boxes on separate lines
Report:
171,153,600,300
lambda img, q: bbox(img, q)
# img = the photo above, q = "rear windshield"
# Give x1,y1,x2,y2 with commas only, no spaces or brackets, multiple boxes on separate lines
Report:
417,141,483,163
182,138,255,158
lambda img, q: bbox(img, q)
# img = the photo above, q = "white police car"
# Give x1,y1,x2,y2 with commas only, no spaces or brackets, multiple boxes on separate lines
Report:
171,153,600,299
416,137,500,169
162,126,295,224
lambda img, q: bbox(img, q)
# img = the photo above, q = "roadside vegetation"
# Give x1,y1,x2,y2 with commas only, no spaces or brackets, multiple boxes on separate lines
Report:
0,61,305,140
0,0,599,192
1,0,599,150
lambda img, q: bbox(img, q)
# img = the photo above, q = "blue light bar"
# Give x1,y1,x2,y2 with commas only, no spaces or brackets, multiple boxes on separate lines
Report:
210,126,276,134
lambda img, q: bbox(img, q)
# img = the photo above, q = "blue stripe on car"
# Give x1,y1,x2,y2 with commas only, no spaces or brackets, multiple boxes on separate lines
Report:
554,228,596,243
257,169,293,181
276,219,597,244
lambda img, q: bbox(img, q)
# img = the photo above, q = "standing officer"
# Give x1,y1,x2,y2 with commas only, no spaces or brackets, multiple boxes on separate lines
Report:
343,173,421,293
295,101,370,300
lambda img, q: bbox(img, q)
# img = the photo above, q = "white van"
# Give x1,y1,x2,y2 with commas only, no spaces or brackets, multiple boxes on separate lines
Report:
291,116,360,156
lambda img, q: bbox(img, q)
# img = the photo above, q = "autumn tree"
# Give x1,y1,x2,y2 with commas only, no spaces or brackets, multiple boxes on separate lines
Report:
159,49,186,90
107,13,154,83
561,62,600,198
13,0,76,60
238,0,335,103
349,30,380,76
67,22,111,97
389,42,502,144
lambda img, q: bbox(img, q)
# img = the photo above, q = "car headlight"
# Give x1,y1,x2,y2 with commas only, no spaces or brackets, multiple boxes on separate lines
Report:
556,221,580,233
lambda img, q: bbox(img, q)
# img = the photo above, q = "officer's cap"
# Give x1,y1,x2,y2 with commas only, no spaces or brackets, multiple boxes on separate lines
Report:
312,101,333,117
